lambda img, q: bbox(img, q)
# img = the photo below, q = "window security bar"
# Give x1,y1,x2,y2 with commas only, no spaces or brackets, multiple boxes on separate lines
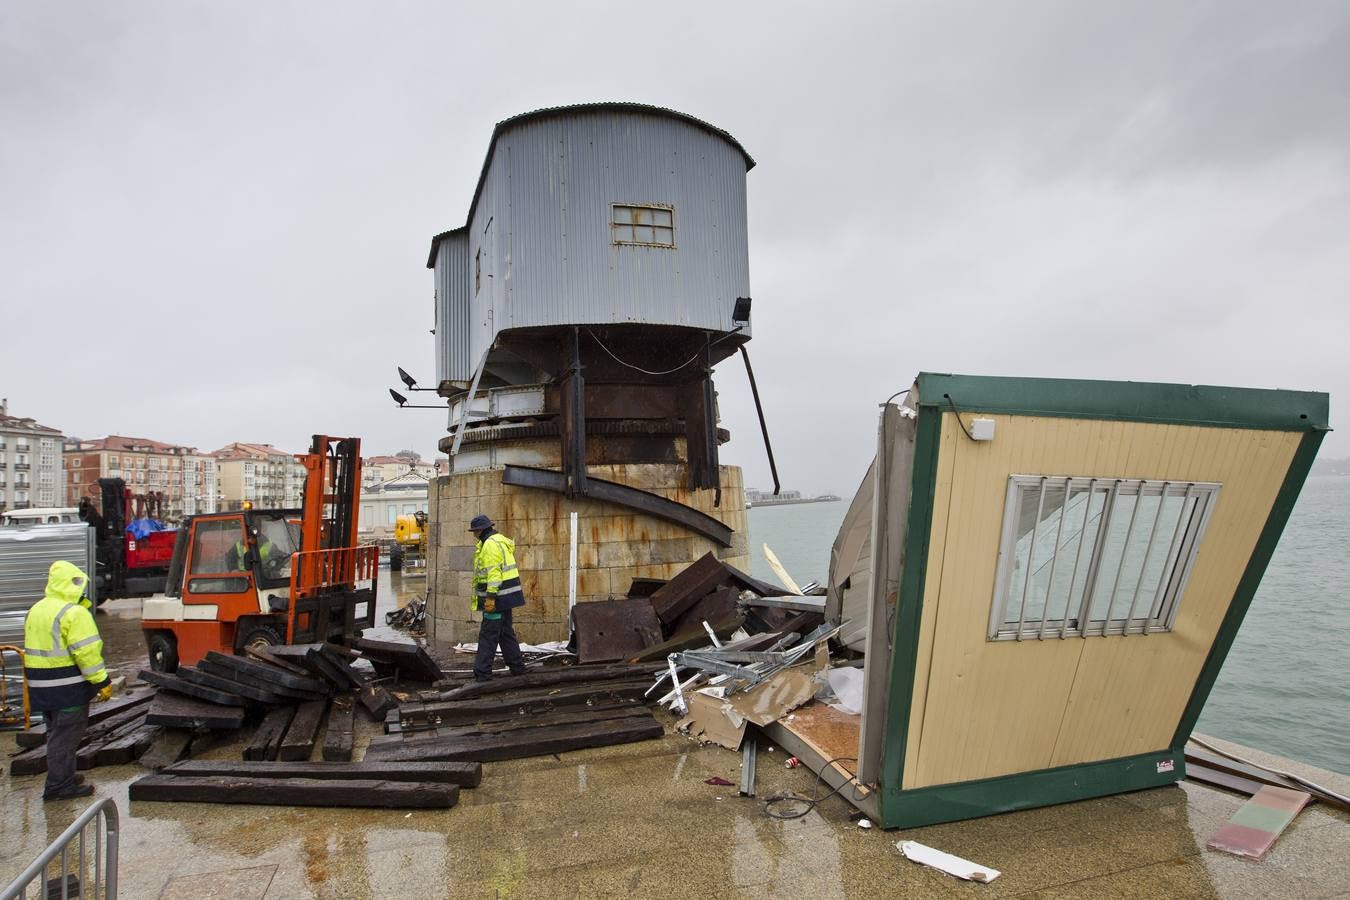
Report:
989,476,1220,641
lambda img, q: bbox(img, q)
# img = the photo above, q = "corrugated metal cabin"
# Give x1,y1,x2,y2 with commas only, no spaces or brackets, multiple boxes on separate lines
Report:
430,102,754,386
795,372,1329,829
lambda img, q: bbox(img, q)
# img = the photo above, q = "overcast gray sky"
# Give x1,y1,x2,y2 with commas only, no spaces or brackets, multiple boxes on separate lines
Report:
3,1,1346,497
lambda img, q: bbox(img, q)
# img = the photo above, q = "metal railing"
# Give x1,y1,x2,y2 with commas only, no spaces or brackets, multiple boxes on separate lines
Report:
0,646,30,729
1,798,119,899
290,544,379,599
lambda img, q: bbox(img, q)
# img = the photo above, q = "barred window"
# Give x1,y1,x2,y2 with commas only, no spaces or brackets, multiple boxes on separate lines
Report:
612,203,675,247
989,476,1220,640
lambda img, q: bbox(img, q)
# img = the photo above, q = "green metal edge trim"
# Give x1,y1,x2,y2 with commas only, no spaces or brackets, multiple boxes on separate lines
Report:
880,748,1185,830
916,372,1329,432
878,403,943,825
1170,428,1327,748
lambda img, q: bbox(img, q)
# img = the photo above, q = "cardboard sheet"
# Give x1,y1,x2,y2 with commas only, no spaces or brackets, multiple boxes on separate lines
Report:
676,692,746,750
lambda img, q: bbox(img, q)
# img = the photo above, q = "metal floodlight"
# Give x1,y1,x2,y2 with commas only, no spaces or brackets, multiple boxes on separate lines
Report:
732,296,752,326
398,366,418,390
388,387,446,410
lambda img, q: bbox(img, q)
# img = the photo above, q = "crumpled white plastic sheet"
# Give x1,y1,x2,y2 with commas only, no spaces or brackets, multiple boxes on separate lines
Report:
824,665,865,716
897,841,1000,882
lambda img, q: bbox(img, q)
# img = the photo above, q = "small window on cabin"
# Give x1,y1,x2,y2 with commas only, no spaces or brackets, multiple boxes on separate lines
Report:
612,203,675,248
474,248,481,295
989,476,1220,641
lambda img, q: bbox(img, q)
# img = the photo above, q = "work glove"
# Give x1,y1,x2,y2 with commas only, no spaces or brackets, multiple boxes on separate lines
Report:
483,596,497,613
95,683,114,703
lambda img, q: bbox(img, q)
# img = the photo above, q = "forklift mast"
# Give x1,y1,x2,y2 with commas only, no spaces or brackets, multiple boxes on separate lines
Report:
301,435,362,556
286,435,376,643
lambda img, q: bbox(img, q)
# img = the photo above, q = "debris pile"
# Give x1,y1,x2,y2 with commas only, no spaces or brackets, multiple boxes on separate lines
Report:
571,551,806,665
366,663,667,763
385,594,428,634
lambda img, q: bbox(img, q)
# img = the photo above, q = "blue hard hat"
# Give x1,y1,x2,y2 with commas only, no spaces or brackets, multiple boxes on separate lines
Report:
468,514,494,531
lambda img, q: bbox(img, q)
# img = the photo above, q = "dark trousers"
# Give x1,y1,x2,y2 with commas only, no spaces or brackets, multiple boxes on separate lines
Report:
44,706,88,795
473,608,525,679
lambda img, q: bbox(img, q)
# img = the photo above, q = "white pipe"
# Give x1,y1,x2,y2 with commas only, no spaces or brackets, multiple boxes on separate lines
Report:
568,511,578,614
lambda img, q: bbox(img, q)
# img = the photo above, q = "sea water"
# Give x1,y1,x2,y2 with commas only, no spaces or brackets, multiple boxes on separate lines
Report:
745,475,1350,775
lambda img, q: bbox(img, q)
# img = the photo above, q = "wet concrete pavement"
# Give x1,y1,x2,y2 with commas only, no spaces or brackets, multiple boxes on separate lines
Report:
3,571,1348,898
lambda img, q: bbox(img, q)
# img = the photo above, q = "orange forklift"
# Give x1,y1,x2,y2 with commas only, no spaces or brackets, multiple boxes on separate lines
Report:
141,435,378,672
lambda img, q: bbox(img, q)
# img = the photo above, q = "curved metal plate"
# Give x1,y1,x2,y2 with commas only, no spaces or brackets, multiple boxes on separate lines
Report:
500,465,733,548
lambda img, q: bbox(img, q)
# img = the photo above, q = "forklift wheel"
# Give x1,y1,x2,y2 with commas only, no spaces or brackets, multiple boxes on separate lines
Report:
148,633,179,673
239,623,284,654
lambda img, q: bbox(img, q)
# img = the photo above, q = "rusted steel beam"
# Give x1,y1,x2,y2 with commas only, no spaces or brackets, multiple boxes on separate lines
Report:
501,466,733,548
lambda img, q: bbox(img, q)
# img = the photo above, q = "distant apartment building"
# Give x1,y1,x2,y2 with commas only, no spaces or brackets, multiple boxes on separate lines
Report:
359,472,430,539
214,442,305,511
0,399,65,511
64,435,218,521
362,452,438,490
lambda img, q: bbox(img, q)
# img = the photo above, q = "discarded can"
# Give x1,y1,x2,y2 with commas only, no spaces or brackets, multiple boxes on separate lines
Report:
785,756,801,769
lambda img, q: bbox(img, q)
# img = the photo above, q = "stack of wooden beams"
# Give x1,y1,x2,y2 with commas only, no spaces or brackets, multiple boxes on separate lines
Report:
9,688,161,776
367,664,666,763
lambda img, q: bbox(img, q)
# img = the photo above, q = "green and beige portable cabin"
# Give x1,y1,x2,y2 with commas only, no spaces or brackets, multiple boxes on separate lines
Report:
777,372,1328,830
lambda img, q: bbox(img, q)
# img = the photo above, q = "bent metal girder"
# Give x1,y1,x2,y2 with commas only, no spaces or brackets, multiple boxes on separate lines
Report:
499,465,733,548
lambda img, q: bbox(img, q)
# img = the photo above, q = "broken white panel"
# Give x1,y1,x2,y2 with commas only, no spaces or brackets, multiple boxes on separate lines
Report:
763,543,803,595
825,665,865,716
897,841,1001,883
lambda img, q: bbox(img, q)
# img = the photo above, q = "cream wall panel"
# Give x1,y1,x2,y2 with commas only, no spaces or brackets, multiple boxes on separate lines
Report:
907,412,1298,787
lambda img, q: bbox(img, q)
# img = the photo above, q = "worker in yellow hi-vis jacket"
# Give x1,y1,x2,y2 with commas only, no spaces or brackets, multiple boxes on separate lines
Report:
23,560,111,801
468,514,528,683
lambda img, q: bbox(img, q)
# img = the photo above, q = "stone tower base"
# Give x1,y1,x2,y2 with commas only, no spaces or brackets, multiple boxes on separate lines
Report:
427,463,747,646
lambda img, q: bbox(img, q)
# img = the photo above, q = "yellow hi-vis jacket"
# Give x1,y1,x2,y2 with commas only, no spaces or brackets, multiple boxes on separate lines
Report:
23,560,110,711
471,532,524,617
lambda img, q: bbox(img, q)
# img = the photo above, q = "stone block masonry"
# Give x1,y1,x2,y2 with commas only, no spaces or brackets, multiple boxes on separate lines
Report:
427,464,747,644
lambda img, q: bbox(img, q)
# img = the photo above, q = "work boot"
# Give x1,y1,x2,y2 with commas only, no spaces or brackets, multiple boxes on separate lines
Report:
509,667,529,677
43,784,94,802
473,676,492,684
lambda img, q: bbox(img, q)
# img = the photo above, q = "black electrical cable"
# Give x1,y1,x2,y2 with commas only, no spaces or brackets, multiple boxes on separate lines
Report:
944,393,978,441
764,755,863,820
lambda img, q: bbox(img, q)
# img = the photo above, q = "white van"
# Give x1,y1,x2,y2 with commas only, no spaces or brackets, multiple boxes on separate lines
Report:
0,507,81,526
